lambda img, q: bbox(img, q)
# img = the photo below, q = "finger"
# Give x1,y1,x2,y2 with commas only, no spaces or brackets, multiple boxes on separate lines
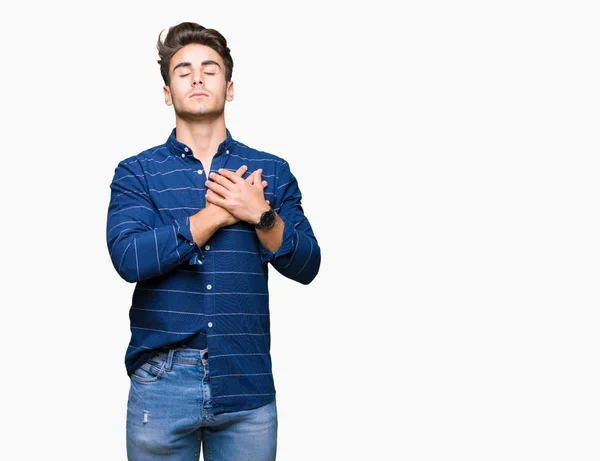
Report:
253,169,263,185
206,189,226,207
234,165,248,177
205,179,230,198
244,170,255,185
251,169,263,188
265,199,270,205
217,168,244,184
209,171,234,189
262,180,268,188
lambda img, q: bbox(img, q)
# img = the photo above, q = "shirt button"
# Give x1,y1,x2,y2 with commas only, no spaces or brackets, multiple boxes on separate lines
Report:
188,242,194,246
208,322,213,328
184,147,189,152
198,261,203,265
207,284,212,290
181,153,185,158
225,149,230,154
197,169,203,175
204,245,210,251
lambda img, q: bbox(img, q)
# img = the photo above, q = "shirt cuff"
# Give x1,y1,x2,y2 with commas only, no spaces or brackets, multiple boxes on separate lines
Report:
259,219,296,264
173,217,205,266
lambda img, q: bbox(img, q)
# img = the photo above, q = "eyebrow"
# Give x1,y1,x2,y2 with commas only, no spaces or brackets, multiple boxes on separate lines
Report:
172,60,222,72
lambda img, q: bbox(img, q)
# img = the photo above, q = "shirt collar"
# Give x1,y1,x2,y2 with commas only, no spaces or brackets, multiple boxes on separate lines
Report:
166,127,233,157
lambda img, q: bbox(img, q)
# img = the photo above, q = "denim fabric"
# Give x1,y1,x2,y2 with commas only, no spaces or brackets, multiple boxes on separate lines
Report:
127,347,277,460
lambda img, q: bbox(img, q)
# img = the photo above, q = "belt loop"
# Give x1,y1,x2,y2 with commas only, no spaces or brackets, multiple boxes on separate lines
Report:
166,349,175,372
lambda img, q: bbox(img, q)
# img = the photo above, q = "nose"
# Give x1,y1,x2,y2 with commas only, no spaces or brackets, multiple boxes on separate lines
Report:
192,74,203,86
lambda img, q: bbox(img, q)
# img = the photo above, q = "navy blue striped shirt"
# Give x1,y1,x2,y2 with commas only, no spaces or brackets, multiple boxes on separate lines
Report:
106,128,321,414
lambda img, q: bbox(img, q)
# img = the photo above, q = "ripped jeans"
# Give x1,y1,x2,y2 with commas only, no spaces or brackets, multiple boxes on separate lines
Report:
126,347,278,460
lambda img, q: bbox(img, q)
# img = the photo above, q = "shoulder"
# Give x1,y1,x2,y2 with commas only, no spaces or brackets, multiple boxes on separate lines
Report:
115,143,172,170
230,139,289,166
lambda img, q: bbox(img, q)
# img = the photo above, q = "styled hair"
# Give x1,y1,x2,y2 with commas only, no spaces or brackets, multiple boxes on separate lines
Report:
157,22,233,86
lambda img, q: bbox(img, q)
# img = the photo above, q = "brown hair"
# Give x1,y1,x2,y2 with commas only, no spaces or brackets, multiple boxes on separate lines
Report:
157,22,233,86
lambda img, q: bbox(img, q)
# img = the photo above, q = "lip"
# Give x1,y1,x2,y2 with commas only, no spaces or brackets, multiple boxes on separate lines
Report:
190,92,208,97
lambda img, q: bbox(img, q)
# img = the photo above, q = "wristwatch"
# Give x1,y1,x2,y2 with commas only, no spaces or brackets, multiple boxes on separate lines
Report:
254,208,276,230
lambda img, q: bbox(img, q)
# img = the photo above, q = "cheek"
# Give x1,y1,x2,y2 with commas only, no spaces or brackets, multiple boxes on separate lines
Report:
170,86,187,104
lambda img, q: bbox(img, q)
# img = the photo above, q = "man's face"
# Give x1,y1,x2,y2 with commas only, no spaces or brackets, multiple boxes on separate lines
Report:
164,43,234,121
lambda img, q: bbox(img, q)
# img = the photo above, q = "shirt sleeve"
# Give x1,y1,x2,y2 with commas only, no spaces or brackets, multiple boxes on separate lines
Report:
106,158,204,283
259,160,321,285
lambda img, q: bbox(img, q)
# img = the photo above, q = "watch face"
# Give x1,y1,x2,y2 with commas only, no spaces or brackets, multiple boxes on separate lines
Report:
261,209,276,228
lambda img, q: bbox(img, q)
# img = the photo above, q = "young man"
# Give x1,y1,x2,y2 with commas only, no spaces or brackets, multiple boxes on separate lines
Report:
106,22,321,460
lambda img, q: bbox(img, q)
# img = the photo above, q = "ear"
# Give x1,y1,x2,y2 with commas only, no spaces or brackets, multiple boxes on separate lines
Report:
163,85,173,106
226,80,234,102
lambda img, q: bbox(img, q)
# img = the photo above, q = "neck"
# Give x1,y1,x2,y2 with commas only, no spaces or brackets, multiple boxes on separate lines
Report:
174,117,227,162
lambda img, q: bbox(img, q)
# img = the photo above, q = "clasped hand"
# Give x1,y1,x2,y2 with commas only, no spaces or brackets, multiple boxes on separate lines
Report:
205,165,270,226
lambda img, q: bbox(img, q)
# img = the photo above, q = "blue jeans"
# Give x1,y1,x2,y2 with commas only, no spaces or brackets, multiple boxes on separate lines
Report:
126,347,278,460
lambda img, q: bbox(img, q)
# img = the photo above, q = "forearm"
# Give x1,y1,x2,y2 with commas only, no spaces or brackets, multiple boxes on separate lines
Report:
255,212,284,253
268,222,321,285
260,161,320,284
189,207,226,247
107,159,230,283
109,208,227,283
108,217,199,283
257,205,320,285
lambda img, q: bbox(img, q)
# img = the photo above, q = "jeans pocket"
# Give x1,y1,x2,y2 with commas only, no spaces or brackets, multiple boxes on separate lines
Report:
130,355,167,383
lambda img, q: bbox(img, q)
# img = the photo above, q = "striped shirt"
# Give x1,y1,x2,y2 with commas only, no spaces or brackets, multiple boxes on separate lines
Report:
106,127,321,414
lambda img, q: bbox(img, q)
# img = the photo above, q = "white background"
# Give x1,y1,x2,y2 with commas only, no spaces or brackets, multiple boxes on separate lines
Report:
2,1,599,460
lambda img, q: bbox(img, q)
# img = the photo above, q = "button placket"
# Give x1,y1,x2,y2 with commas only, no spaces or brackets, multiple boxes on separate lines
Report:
202,242,216,343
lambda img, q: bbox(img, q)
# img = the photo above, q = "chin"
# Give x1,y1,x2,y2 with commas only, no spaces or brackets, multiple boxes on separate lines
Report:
176,108,224,122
